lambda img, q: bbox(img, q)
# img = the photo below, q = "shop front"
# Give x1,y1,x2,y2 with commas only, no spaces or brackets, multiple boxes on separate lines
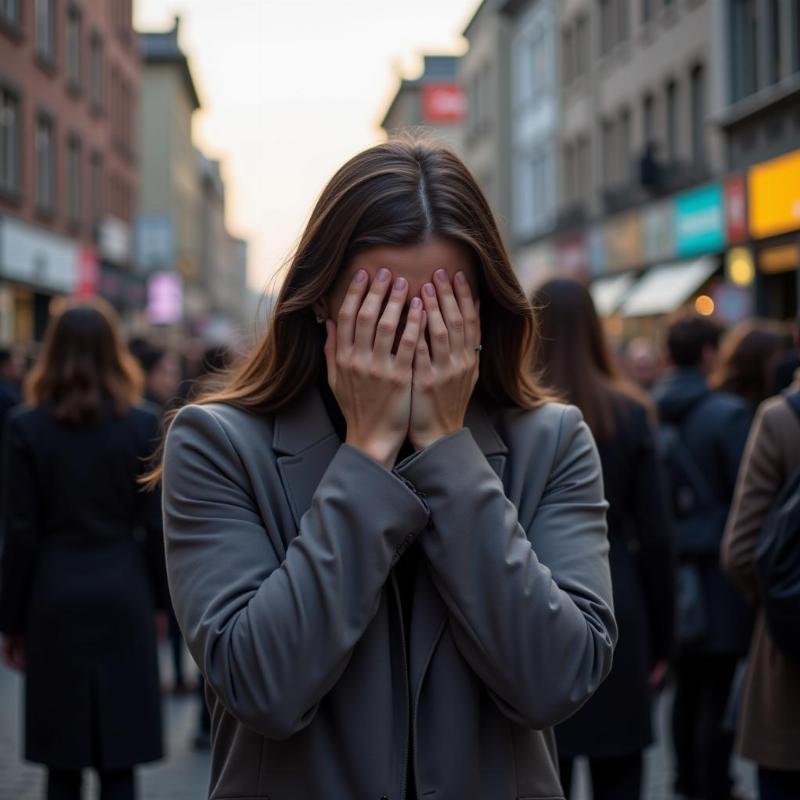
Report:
0,216,77,342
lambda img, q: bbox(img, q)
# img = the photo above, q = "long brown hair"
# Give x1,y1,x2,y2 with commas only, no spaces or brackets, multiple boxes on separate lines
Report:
531,278,648,442
25,296,144,425
709,319,791,410
145,137,549,485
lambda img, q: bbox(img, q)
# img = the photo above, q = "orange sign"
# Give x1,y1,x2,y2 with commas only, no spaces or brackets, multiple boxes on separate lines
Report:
748,148,800,239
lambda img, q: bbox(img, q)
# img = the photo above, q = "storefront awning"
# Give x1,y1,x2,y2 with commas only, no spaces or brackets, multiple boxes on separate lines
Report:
620,257,718,318
590,273,636,316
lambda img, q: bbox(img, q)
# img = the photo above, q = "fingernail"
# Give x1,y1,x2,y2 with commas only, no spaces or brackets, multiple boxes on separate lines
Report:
394,276,406,290
377,268,390,282
455,271,466,285
354,270,367,283
435,269,448,283
410,296,422,310
424,283,436,296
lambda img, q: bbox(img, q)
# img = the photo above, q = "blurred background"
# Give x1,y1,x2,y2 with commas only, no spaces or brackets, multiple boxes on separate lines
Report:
0,1,798,798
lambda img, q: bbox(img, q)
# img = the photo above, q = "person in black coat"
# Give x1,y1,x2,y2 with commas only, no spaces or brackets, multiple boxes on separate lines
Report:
653,313,752,800
531,279,675,800
0,299,167,800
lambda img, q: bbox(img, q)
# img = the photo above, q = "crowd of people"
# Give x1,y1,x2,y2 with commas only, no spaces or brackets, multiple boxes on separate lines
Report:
0,281,798,799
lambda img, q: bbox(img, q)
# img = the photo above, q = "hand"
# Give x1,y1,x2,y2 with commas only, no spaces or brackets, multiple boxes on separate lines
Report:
325,268,424,468
410,269,481,450
2,635,26,671
155,611,168,643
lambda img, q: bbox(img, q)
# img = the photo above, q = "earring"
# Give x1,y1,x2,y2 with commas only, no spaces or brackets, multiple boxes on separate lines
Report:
315,315,325,324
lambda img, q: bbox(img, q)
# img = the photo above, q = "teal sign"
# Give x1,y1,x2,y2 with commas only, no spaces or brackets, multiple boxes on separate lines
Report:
674,183,725,257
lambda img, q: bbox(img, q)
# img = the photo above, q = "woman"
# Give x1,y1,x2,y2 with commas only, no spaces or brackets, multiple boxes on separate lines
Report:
531,279,674,800
0,299,167,800
722,356,800,797
156,138,616,800
709,319,792,412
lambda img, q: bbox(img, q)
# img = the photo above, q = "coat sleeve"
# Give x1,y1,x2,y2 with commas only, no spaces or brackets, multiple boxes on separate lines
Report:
630,407,675,663
721,402,783,601
162,404,430,740
394,405,616,730
0,412,41,635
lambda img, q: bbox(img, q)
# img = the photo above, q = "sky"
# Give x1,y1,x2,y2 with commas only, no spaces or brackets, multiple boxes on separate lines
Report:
133,0,479,295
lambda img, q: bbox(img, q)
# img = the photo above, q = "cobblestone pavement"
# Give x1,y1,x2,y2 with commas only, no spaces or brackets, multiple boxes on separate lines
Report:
1,647,755,800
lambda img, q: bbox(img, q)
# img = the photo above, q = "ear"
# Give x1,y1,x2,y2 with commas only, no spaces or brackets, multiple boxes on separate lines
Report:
312,297,328,320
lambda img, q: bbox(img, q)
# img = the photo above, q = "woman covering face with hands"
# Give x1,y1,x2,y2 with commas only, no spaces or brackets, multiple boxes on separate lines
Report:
154,138,616,800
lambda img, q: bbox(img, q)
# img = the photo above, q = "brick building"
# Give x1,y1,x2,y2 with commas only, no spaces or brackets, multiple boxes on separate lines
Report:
0,0,140,342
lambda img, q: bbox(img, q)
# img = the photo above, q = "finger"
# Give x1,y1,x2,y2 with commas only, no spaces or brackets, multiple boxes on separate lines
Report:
395,296,423,369
354,268,392,353
324,319,337,382
336,269,369,357
374,276,409,358
433,269,465,352
422,281,450,363
453,271,479,349
413,308,433,374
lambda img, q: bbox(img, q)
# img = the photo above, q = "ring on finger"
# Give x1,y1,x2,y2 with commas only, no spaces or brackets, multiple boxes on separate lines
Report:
473,344,483,353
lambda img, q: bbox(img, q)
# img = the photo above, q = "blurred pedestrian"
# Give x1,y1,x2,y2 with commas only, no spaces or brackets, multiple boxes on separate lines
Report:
653,313,752,800
129,337,188,695
721,339,800,799
623,336,664,391
0,298,167,800
533,279,674,800
147,138,616,799
710,319,792,412
771,317,800,394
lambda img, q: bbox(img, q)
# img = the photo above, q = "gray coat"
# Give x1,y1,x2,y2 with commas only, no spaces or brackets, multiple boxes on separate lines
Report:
162,389,616,800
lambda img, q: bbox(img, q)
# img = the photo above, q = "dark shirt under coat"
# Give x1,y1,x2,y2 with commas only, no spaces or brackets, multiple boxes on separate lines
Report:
0,403,167,770
556,389,675,758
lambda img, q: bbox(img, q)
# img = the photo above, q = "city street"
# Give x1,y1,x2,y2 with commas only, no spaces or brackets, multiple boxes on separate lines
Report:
0,646,756,800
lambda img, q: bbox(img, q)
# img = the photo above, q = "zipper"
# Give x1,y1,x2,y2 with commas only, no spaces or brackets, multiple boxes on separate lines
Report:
390,570,410,800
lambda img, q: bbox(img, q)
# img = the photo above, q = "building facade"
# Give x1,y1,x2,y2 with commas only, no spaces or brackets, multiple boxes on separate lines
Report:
0,0,140,342
380,55,466,154
459,0,513,239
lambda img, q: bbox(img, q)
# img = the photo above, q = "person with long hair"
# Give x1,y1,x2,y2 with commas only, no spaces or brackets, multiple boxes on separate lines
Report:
0,298,167,800
709,319,792,412
531,278,674,800
155,138,616,800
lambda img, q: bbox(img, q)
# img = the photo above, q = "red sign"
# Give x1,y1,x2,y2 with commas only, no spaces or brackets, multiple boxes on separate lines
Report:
421,83,465,124
75,247,99,297
724,175,748,244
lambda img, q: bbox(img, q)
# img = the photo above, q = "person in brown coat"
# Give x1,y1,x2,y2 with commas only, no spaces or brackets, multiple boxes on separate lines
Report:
721,369,800,799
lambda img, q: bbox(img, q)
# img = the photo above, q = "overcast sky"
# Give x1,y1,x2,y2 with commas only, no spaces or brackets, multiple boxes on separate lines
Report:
134,0,478,295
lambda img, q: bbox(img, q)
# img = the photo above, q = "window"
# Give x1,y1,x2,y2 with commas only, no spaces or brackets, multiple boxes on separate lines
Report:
35,115,55,212
643,92,655,147
730,0,758,101
0,0,20,29
642,0,653,23
563,142,574,205
66,7,81,87
600,0,614,54
619,107,631,183
577,135,590,198
602,118,615,187
90,32,104,110
666,80,678,163
0,88,20,194
562,26,573,86
617,0,629,43
35,0,54,62
66,134,81,226
90,151,102,228
690,64,705,165
575,14,589,77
